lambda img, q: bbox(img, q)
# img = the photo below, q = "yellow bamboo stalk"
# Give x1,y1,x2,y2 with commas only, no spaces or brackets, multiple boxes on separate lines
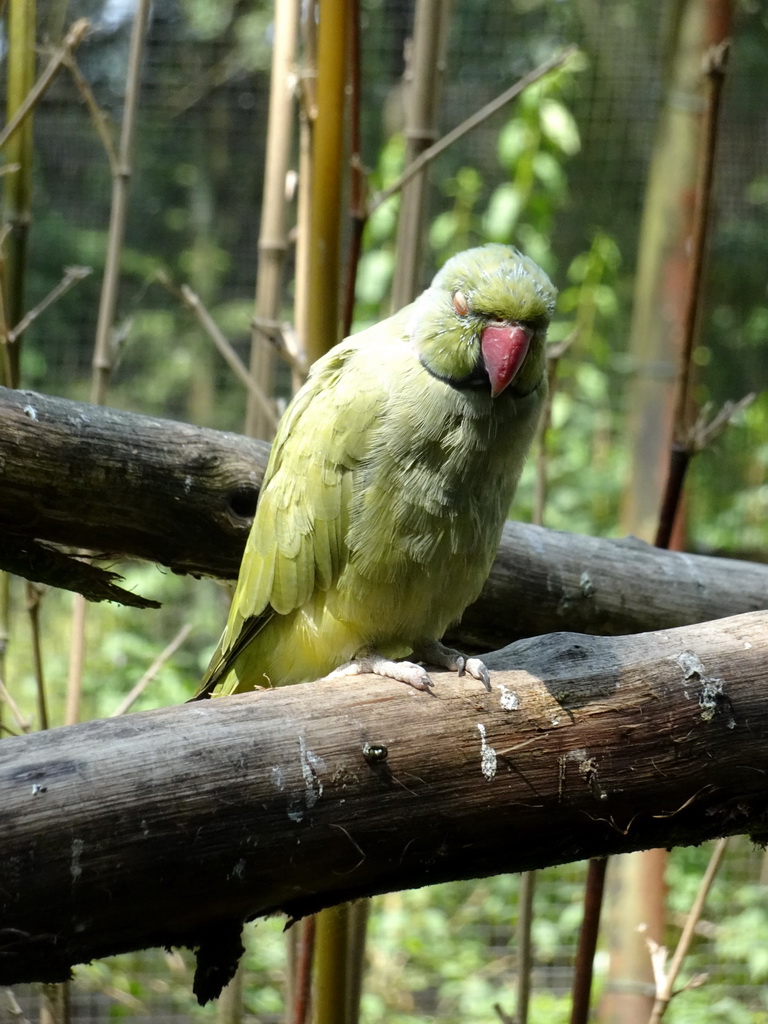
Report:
304,0,348,365
346,901,370,1024
302,9,354,1018
40,981,70,1024
0,0,36,840
2,0,36,387
26,582,49,730
314,903,352,1024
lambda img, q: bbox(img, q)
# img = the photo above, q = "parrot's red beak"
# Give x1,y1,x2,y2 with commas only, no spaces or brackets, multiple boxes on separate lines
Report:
481,322,534,397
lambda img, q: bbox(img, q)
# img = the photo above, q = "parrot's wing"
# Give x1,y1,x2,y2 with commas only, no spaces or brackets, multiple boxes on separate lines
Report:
194,333,391,697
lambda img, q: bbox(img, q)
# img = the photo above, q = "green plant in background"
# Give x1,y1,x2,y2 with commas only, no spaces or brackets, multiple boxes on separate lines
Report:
689,393,767,557
356,53,585,325
637,842,768,1024
427,54,584,273
71,917,287,1021
356,53,635,543
353,134,405,326
685,171,768,559
429,164,484,262
526,229,627,535
481,69,581,272
359,864,597,1024
5,566,223,728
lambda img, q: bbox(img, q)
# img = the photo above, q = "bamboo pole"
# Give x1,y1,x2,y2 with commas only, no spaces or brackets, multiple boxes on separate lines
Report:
301,7,355,1016
341,0,363,339
389,0,451,310
598,6,732,1023
1,0,36,388
221,9,303,1014
314,904,352,1024
246,0,299,438
515,870,536,1024
0,18,88,154
0,0,36,893
90,0,151,405
304,0,348,365
67,0,151,730
1,24,63,1015
292,5,317,392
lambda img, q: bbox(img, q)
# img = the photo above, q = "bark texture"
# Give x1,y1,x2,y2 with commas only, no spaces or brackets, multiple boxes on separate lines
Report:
1,611,767,992
0,385,270,578
1,386,766,648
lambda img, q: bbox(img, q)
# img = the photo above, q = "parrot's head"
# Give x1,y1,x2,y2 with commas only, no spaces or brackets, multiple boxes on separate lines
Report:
409,244,556,398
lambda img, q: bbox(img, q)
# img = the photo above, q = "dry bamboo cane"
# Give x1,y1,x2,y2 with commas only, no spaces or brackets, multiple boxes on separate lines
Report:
66,0,152,730
389,0,451,309
246,0,300,439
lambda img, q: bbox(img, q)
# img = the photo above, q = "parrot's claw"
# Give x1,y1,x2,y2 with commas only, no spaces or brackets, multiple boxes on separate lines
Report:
412,641,492,692
323,655,433,691
464,658,492,691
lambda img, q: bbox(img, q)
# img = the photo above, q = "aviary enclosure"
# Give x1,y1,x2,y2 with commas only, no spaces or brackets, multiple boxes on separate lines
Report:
1,2,767,1023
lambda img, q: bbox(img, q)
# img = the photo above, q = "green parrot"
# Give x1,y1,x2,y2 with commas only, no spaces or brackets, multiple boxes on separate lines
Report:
195,244,556,698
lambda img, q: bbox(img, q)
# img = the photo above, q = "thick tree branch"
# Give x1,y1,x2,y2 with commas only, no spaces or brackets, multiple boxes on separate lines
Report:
1,611,767,992
1,386,766,648
0,385,270,577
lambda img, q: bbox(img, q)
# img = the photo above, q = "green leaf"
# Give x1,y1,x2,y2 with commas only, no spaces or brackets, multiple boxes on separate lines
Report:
429,210,459,250
539,99,581,155
533,150,567,196
355,249,395,305
497,119,529,169
482,183,522,240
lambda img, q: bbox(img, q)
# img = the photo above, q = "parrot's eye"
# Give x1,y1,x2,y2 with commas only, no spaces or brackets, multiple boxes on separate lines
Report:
453,291,469,317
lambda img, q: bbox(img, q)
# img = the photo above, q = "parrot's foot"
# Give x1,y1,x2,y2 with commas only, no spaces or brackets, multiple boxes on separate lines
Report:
323,643,491,692
323,654,433,691
412,640,491,692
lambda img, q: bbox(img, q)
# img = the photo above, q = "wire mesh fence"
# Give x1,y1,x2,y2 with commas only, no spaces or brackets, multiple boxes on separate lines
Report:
6,838,768,1022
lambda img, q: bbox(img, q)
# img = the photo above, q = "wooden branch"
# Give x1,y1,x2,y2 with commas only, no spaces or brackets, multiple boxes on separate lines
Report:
0,535,160,609
1,386,766,645
1,611,767,994
454,520,768,651
0,386,270,578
